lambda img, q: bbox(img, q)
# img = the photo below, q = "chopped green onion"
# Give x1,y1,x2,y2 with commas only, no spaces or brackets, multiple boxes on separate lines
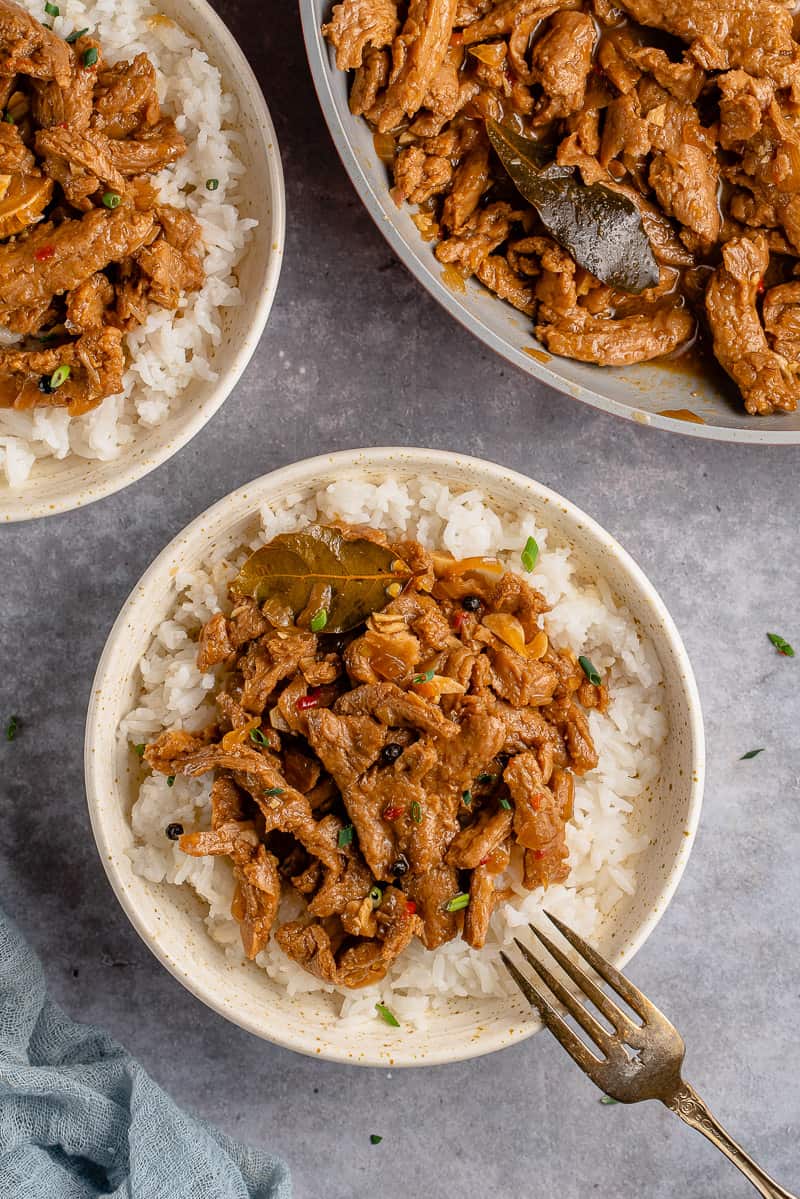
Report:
249,727,270,747
102,191,121,209
133,743,145,758
444,892,470,913
2,112,13,124
166,775,175,787
521,535,539,572
310,609,328,633
44,2,59,15
263,786,284,796
412,668,435,684
369,885,383,907
205,178,219,191
410,800,422,824
477,772,496,784
767,632,795,658
338,824,354,848
370,1134,383,1145
599,1096,618,1106
6,715,18,741
578,655,601,686
462,789,472,807
740,748,765,760
83,46,98,67
375,1002,400,1027
49,363,70,389
66,27,88,42
499,797,512,810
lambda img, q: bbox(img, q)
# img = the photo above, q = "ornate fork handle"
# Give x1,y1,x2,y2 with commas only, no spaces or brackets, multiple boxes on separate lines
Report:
664,1082,797,1199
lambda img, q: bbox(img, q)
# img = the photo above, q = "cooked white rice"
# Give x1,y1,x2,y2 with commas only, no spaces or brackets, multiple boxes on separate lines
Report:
120,477,667,1029
0,0,257,487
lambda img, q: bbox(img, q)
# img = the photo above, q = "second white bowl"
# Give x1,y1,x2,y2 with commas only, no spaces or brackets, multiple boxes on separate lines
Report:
85,448,705,1066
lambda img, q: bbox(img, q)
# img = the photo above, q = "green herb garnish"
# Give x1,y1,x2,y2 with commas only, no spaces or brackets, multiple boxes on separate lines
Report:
66,27,89,42
412,668,435,684
499,797,512,810
444,892,470,913
249,727,270,747
521,535,539,573
206,178,219,191
370,1134,383,1145
740,749,765,760
49,364,70,389
166,775,175,787
310,609,328,633
6,715,18,741
375,1002,400,1027
410,800,422,824
44,2,59,15
462,789,472,806
133,743,145,758
338,824,354,848
599,1096,618,1105
263,786,284,796
477,772,496,784
767,632,795,658
83,46,98,67
102,191,121,209
369,885,383,907
578,655,601,686
2,112,13,124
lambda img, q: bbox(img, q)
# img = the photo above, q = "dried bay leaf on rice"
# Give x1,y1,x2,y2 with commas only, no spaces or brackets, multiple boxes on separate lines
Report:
231,524,412,633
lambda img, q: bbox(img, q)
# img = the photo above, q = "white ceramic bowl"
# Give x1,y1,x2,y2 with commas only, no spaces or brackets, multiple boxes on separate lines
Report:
300,0,799,444
1,0,285,523
85,448,705,1066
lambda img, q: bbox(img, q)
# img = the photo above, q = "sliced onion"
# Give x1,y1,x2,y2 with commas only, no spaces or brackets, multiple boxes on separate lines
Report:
527,630,549,660
482,612,528,655
221,718,259,749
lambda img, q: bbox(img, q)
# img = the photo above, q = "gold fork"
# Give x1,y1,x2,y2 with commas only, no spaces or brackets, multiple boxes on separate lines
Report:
502,913,797,1199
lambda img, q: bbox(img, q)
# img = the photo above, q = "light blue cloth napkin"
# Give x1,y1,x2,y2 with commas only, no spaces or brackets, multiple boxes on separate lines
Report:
0,904,292,1198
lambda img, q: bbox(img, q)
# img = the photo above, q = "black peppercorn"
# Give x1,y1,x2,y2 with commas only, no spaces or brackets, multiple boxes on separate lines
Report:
38,375,54,394
461,595,481,612
165,822,184,840
381,742,403,764
392,854,409,877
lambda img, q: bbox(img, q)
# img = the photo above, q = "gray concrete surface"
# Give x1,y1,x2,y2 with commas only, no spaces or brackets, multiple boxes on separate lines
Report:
1,4,799,1197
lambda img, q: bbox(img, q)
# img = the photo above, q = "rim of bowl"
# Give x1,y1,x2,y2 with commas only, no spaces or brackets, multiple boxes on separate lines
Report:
299,2,798,445
85,447,706,1066
2,0,286,523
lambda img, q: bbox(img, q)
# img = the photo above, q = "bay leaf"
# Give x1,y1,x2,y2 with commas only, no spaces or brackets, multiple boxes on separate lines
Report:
231,524,412,633
486,120,660,294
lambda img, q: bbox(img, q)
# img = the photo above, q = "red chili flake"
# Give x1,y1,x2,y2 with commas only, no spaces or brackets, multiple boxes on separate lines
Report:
449,31,463,45
35,245,55,262
756,278,765,294
533,848,548,860
295,687,323,712
479,856,489,867
383,804,405,821
405,900,417,916
453,610,467,633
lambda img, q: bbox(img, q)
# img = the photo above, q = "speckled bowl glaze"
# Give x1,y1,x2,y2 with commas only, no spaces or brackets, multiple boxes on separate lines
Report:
1,0,285,523
300,1,800,444
85,448,705,1066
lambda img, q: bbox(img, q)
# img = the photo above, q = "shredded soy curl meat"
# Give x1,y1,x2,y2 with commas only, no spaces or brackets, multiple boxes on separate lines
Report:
323,0,800,415
144,523,607,987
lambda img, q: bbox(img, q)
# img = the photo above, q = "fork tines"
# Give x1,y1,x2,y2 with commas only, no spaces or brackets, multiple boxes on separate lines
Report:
501,911,656,1080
